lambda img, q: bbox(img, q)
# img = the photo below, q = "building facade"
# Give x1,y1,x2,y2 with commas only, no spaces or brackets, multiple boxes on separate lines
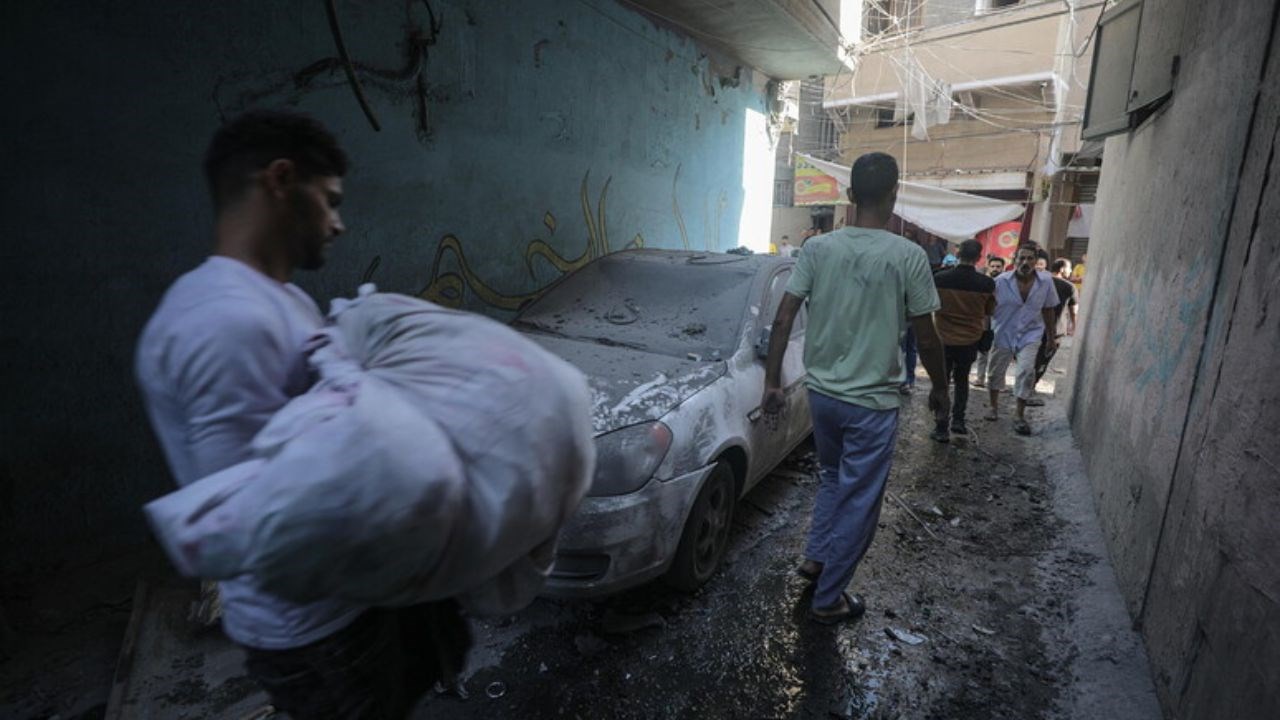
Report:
822,0,1104,257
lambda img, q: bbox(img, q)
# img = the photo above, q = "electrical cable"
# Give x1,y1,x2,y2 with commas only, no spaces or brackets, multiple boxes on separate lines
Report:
856,0,1107,52
324,0,382,131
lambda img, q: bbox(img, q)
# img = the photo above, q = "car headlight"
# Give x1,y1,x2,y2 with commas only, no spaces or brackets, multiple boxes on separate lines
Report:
589,421,673,497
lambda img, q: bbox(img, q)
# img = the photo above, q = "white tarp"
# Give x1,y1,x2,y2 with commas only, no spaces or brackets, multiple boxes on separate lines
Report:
1068,203,1094,238
796,154,1026,241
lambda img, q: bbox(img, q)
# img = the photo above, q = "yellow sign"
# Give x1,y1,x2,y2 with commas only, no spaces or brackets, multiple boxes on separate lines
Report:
794,157,846,206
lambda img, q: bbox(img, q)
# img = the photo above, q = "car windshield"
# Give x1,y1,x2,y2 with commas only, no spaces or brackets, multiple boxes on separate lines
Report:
515,252,756,360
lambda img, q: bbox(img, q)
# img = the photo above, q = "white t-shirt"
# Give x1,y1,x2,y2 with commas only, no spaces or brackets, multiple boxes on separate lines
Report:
136,256,362,649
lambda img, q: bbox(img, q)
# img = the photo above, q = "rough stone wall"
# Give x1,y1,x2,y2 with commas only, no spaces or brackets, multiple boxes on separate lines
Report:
1069,1,1280,716
0,0,772,575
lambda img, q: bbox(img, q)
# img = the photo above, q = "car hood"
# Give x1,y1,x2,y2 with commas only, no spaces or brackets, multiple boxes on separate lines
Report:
520,333,727,435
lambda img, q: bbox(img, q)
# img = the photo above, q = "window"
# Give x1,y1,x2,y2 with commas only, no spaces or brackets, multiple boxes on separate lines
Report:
1082,0,1144,140
875,107,914,129
762,270,791,329
773,179,794,207
975,0,1022,12
1082,0,1181,140
864,0,921,36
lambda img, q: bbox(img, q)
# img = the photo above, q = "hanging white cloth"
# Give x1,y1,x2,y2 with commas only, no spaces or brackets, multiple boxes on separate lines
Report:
796,153,1026,241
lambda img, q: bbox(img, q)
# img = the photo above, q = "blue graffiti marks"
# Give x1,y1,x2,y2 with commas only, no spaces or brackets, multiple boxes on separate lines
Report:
1125,260,1217,392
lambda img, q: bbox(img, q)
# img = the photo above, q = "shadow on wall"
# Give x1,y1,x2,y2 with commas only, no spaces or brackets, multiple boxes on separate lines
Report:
0,0,765,579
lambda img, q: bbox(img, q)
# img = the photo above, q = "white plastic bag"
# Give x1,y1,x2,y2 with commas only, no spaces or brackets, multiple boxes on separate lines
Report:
145,288,594,614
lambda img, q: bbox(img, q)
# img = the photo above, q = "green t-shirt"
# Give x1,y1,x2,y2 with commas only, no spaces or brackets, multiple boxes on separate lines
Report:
785,227,941,410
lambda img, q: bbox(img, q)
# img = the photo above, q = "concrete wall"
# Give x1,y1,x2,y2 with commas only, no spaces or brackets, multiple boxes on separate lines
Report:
0,0,774,575
836,88,1051,176
1069,0,1280,717
771,206,814,246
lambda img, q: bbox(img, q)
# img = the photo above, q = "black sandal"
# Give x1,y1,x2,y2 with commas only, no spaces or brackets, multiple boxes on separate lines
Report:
796,561,822,583
810,592,866,625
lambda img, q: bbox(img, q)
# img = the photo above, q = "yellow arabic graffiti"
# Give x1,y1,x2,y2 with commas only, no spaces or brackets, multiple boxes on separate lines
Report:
414,171,643,311
364,166,713,311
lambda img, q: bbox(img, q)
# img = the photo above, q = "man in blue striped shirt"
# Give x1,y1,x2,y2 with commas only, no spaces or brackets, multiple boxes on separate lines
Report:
984,243,1059,435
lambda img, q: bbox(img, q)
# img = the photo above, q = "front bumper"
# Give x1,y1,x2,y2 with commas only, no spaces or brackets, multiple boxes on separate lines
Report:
543,463,716,598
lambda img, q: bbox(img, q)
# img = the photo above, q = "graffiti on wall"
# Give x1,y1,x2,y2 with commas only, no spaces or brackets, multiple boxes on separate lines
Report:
364,164,725,312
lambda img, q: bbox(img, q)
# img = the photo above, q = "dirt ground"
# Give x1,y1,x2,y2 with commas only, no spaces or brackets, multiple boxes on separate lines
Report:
0,342,1162,719
415,342,1161,720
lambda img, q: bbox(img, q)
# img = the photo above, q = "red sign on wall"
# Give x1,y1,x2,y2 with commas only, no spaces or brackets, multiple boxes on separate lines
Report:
977,221,1022,262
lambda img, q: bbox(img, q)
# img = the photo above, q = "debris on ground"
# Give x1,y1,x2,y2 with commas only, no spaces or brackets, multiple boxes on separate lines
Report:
886,628,928,646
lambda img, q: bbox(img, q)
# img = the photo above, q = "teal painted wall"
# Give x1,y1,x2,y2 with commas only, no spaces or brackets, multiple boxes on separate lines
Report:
0,0,774,573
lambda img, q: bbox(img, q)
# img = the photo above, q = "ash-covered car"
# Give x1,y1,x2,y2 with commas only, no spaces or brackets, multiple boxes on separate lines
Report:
512,249,812,596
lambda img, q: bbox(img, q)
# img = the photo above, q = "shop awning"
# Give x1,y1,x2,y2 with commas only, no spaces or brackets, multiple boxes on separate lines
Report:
795,154,1026,241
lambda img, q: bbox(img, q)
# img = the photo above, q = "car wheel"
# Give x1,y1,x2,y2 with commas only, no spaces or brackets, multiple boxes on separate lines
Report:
666,461,736,592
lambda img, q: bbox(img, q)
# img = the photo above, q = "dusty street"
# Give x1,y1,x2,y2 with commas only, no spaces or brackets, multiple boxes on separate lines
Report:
415,345,1160,720
1,345,1162,719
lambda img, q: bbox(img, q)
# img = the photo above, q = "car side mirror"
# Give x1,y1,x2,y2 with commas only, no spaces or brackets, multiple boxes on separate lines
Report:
755,326,771,360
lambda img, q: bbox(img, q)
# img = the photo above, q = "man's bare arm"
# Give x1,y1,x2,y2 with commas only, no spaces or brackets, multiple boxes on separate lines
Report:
910,313,951,418
1042,308,1058,348
762,293,803,413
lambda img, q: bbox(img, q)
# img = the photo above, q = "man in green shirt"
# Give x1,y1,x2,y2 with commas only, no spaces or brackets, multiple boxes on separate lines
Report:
762,152,949,624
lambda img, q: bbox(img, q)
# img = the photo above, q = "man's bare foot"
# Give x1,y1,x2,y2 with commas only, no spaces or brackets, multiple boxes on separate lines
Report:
984,410,998,421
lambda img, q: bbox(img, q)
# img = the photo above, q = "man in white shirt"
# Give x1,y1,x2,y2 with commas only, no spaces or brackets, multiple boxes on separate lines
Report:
136,111,461,718
984,243,1059,435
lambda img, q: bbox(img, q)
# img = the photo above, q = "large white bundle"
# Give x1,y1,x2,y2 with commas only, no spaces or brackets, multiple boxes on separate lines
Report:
145,288,594,615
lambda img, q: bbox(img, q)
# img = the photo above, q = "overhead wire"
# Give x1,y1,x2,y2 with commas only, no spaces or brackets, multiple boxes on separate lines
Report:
797,0,1103,169
855,0,1108,53
828,3,1094,137
877,48,1062,131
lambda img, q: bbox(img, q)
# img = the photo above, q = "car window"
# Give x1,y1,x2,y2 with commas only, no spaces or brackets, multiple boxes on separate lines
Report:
759,268,806,338
761,269,790,330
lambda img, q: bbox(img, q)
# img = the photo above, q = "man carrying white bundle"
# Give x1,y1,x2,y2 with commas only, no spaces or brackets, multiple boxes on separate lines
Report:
136,111,591,718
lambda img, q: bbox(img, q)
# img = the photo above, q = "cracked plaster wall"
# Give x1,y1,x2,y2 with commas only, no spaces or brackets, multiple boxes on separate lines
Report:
0,0,773,576
1069,1,1279,717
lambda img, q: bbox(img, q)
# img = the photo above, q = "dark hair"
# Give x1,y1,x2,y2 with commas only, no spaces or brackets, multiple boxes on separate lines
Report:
988,255,1006,265
849,152,899,205
958,239,982,262
204,110,348,210
1051,259,1069,273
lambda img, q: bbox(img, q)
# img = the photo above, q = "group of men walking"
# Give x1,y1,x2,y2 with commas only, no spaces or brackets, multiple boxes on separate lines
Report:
762,151,1080,626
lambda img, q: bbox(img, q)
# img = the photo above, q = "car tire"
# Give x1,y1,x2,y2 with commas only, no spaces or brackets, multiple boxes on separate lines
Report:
666,461,737,592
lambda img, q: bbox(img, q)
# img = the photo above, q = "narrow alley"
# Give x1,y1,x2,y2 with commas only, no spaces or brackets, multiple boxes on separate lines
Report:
3,1,1278,718
2,346,1160,719
414,345,1158,720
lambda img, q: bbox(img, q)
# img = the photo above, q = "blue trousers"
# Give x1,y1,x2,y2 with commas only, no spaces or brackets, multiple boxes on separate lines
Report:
901,327,918,386
805,391,900,609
